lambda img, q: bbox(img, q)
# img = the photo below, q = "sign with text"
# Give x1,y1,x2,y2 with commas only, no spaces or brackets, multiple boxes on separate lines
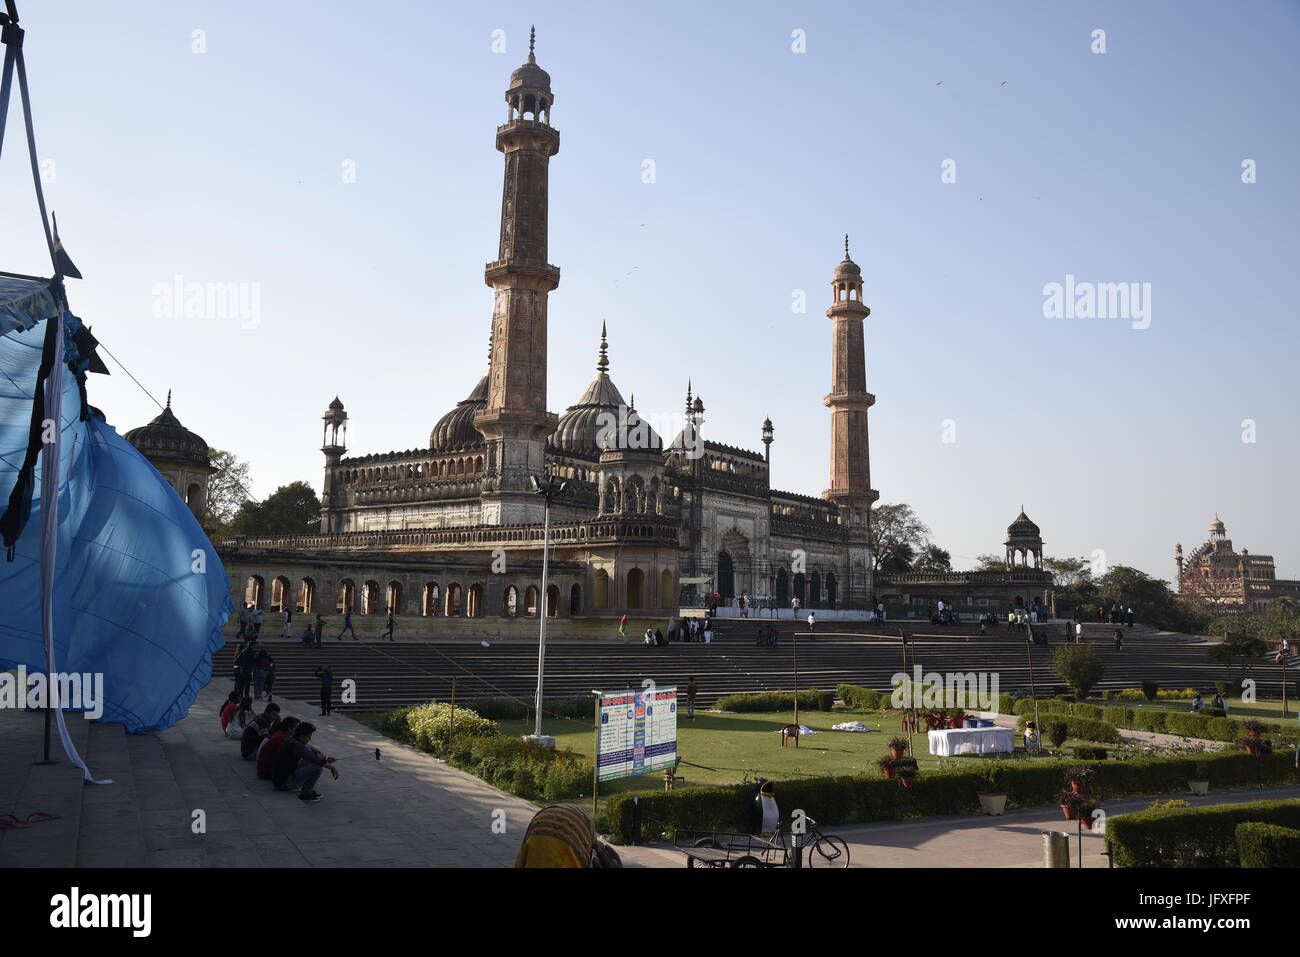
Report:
596,687,678,782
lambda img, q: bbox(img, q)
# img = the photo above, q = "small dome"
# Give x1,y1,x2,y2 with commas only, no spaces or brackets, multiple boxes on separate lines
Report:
328,396,344,412
510,59,551,92
1007,509,1040,539
1210,516,1226,534
835,257,861,280
125,398,210,469
429,377,488,451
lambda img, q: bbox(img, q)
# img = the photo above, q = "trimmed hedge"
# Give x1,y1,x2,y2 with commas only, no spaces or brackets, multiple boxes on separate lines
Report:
606,751,1299,844
715,689,834,712
1107,800,1300,868
462,695,595,721
1016,712,1121,744
1237,822,1300,867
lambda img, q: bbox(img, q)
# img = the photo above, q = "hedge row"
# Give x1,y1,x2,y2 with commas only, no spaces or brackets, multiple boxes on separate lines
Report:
379,703,591,801
833,683,1014,715
606,751,1298,844
1100,706,1300,745
461,695,595,721
1101,688,1199,701
715,689,835,712
1106,800,1300,868
1015,712,1122,744
1236,822,1300,868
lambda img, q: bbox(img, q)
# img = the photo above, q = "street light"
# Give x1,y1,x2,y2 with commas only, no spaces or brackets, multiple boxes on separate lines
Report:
526,471,567,746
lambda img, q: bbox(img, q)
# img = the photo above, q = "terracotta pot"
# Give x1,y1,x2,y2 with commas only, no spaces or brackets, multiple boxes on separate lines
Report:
1060,803,1078,821
899,774,916,789
1247,729,1261,738
882,766,897,779
1080,813,1095,831
889,747,905,760
1068,780,1085,795
977,792,1008,816
1188,779,1209,796
1244,742,1259,755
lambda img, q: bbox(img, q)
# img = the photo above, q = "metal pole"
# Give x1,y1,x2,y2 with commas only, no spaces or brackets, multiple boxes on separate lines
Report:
1283,655,1289,719
533,490,551,738
792,625,799,729
592,691,601,825
1026,635,1040,752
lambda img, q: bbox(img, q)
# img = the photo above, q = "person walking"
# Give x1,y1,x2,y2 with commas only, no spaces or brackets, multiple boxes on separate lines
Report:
381,610,396,641
685,677,698,719
237,603,251,639
1126,606,1135,628
313,614,325,647
252,648,271,699
1113,628,1124,652
262,660,277,703
281,607,294,640
618,613,629,639
251,606,265,637
1075,620,1084,645
338,606,357,641
807,611,816,639
315,665,335,716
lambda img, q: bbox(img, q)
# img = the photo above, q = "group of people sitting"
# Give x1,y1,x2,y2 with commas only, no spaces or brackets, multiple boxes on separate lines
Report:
668,618,713,643
754,626,780,646
220,691,340,804
1190,692,1231,715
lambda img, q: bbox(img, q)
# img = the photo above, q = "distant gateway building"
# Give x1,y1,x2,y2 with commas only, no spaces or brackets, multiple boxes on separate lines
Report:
1176,517,1300,613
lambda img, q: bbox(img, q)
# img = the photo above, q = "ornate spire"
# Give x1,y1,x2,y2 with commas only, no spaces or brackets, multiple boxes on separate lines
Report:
488,322,494,368
844,233,850,260
165,389,172,409
596,320,609,375
528,25,536,62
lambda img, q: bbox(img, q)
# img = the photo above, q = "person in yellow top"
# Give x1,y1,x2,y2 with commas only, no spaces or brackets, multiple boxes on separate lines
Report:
513,805,622,868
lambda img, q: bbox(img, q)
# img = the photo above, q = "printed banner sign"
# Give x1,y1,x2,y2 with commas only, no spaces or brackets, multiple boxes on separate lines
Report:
596,686,678,782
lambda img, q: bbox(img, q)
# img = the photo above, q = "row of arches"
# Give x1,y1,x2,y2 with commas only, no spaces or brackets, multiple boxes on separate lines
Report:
590,567,674,611
599,474,669,516
340,456,484,486
243,575,572,618
773,568,838,608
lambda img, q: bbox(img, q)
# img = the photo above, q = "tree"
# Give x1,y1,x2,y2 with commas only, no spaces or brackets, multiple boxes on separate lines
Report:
1095,565,1208,634
1043,556,1097,615
912,545,952,575
1259,598,1300,646
973,554,1009,572
229,481,321,537
1206,631,1269,686
205,448,251,532
1054,644,1105,699
869,503,933,575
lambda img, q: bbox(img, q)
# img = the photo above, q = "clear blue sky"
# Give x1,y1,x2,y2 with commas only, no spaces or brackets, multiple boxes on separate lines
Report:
2,0,1296,581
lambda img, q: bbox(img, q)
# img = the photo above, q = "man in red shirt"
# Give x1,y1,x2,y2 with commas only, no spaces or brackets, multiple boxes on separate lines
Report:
258,716,300,780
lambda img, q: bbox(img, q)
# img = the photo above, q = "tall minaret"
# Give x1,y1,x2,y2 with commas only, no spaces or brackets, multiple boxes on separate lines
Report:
824,236,879,605
475,27,561,525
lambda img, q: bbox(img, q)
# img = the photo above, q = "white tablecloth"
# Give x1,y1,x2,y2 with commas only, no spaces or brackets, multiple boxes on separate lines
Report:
927,727,1015,756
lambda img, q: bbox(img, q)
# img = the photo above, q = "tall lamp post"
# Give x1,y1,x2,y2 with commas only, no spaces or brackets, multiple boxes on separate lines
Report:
526,471,567,747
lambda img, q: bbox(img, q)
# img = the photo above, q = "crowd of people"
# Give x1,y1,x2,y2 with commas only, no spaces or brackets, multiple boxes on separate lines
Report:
219,691,339,804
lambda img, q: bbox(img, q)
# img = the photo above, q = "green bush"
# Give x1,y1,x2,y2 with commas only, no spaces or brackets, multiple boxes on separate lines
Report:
1236,822,1300,868
996,693,1015,715
1012,698,1072,718
607,752,1300,844
379,701,592,802
464,695,595,721
1108,800,1300,867
836,684,883,711
1073,746,1109,760
1141,680,1159,701
1103,705,1134,727
1045,721,1069,748
1072,703,1104,721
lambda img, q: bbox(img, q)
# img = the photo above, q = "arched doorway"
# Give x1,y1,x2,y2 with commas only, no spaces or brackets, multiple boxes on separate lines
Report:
362,580,380,615
569,583,582,615
660,569,674,609
717,552,735,601
546,585,559,617
244,575,265,610
270,576,291,612
524,586,539,617
594,570,609,610
627,568,645,608
336,578,355,614
445,583,462,617
825,572,837,609
809,572,821,608
776,568,789,607
422,582,440,616
793,572,806,606
503,585,519,617
297,577,315,614
386,581,403,615
469,583,484,617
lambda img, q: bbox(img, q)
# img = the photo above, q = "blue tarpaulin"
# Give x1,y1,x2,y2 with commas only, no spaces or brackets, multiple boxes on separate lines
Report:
0,276,231,733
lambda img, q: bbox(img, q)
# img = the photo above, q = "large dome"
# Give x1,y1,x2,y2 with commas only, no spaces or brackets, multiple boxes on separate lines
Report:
429,376,488,451
124,397,210,468
552,373,626,458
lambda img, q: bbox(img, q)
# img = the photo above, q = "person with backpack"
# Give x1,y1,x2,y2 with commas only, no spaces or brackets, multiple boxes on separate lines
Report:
240,702,281,760
271,722,337,803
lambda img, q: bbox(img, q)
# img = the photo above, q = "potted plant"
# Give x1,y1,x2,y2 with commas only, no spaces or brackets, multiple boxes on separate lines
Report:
1078,800,1101,830
1240,736,1261,756
1064,766,1097,796
1255,739,1274,761
1241,719,1266,739
877,756,898,779
976,790,1008,816
1056,789,1080,821
896,758,918,789
888,737,910,760
1188,761,1210,796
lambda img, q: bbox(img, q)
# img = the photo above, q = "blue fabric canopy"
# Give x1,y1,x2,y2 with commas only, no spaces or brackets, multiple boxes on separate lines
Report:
0,304,231,732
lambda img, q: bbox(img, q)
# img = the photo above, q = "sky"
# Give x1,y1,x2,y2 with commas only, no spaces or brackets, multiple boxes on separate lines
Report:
1,0,1296,581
